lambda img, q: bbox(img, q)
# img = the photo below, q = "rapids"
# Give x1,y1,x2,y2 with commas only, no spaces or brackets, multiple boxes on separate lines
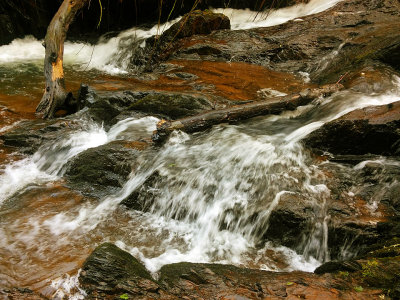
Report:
2,0,399,298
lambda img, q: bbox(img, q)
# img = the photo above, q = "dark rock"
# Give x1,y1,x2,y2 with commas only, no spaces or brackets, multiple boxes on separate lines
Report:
261,193,315,249
166,72,199,81
363,236,400,258
65,142,140,198
0,118,83,155
146,0,400,86
0,14,16,45
129,92,213,119
0,288,47,300
120,171,162,212
303,101,400,155
79,243,160,298
314,260,362,274
78,244,391,299
160,10,230,43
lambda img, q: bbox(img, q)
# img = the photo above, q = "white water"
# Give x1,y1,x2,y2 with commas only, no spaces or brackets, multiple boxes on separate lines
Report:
0,116,158,206
33,76,400,276
2,0,399,295
214,0,343,30
0,0,342,74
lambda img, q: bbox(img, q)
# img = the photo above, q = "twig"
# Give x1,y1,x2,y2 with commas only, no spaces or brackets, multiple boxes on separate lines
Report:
336,71,349,84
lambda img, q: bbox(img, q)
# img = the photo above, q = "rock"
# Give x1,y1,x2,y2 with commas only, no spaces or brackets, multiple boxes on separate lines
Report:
129,92,213,119
261,193,315,249
303,101,400,155
79,243,392,299
160,10,230,43
79,243,160,298
0,288,47,300
0,14,16,45
0,118,83,155
158,262,379,299
314,260,362,275
120,171,162,211
145,0,400,86
65,142,140,198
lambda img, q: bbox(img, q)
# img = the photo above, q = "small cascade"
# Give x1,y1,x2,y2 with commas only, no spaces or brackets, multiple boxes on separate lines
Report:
0,117,158,205
0,0,343,75
32,76,400,275
1,0,400,296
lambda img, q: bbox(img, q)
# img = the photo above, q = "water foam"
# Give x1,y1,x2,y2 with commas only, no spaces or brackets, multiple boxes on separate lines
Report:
41,76,400,275
0,0,343,74
215,0,343,30
0,116,158,206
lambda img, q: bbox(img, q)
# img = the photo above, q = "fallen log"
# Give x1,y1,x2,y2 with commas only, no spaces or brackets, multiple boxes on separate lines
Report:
152,84,344,143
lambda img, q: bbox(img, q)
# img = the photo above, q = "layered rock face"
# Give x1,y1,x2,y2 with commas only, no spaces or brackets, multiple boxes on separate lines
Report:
78,242,400,299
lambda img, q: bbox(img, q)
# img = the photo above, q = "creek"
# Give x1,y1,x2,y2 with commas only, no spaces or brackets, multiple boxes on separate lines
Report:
0,0,399,298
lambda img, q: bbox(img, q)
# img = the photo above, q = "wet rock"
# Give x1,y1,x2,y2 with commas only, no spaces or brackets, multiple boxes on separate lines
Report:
0,118,83,155
160,10,230,43
129,92,213,119
261,193,315,249
79,86,214,123
65,142,140,198
0,288,47,300
78,87,145,128
79,243,389,299
159,262,380,299
79,243,160,299
303,101,400,155
314,260,362,275
0,14,16,45
120,171,162,211
148,0,400,86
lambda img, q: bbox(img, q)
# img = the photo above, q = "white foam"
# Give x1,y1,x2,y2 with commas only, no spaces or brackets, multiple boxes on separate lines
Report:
0,0,343,74
214,0,343,30
0,116,159,206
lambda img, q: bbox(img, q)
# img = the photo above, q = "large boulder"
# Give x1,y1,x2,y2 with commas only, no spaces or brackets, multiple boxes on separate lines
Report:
128,92,213,119
79,243,386,299
147,0,400,85
160,10,230,43
79,243,161,299
303,101,400,155
65,142,141,198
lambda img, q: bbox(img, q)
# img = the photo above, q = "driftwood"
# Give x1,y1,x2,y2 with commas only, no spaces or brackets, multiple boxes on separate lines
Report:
152,84,344,143
36,0,89,118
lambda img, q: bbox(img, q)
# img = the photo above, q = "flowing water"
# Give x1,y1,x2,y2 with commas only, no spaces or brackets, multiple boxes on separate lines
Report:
2,0,399,298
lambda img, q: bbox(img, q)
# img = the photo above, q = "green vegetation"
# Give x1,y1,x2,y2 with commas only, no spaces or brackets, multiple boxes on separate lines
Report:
354,286,364,292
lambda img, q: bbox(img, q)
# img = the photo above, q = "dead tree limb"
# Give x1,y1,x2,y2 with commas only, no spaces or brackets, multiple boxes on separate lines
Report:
152,84,344,143
36,0,89,118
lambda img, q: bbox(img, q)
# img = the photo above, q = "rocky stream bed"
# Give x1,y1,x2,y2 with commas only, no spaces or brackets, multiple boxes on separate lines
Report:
1,0,400,299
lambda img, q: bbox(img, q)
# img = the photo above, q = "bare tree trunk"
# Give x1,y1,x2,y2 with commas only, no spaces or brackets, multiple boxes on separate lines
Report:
36,0,89,118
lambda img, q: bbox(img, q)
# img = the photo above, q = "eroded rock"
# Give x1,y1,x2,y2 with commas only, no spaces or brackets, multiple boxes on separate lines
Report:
65,142,140,198
79,243,160,299
303,101,400,155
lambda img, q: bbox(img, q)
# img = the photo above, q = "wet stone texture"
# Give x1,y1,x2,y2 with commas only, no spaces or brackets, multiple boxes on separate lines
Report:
79,243,395,300
303,101,400,155
64,142,142,198
144,0,400,86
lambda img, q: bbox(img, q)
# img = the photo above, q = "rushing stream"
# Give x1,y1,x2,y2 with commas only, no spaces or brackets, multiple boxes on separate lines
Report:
1,0,399,298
